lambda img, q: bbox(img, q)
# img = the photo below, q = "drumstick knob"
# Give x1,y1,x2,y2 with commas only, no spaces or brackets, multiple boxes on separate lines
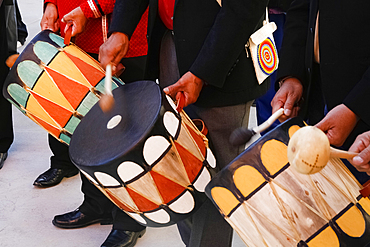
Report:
229,108,284,146
6,54,20,68
287,126,357,174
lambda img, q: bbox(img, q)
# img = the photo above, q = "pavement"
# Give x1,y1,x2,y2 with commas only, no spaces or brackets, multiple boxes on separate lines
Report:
0,0,260,246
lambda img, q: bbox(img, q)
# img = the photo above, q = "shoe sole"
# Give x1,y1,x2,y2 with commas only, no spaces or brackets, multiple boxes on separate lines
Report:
52,218,113,229
127,229,146,247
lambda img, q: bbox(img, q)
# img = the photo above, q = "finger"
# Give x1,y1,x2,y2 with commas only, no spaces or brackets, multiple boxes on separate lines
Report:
357,145,370,165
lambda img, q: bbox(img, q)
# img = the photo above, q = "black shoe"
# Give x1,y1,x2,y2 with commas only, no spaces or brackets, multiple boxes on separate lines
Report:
0,152,8,169
101,228,146,247
52,209,113,229
33,168,79,188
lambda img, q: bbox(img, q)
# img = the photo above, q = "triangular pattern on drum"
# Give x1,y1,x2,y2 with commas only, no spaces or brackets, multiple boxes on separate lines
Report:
64,51,105,87
127,173,163,205
174,142,203,183
26,94,60,129
32,72,74,111
63,45,104,73
28,112,61,137
44,66,90,109
29,91,72,127
177,122,204,161
126,186,159,212
151,145,190,187
47,51,91,88
106,188,138,212
183,119,207,156
150,171,186,204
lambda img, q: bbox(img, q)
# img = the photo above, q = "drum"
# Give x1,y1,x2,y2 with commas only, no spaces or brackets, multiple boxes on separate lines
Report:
69,80,217,227
2,30,123,144
205,118,370,247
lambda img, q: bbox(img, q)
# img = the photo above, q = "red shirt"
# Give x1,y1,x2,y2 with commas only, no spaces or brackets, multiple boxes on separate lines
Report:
158,0,175,30
45,0,148,57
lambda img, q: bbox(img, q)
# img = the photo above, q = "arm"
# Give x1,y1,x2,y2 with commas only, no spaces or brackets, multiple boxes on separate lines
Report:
189,0,269,88
62,0,116,37
99,0,148,71
270,0,310,118
166,0,269,107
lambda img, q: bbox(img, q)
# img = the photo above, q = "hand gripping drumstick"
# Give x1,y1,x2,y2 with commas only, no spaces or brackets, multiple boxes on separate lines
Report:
99,63,115,113
287,126,358,174
229,108,285,146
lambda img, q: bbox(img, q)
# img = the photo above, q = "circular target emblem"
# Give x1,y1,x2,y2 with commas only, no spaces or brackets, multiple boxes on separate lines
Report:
257,37,278,75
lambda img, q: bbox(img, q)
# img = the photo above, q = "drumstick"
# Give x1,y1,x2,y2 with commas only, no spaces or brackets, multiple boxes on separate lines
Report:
287,126,358,174
99,63,115,113
229,108,284,146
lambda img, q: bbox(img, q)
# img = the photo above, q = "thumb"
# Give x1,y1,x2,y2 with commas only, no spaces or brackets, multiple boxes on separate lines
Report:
354,145,370,166
283,95,296,117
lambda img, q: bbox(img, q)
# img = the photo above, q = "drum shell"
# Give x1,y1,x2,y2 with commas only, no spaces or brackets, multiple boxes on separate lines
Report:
3,30,123,144
206,117,370,247
69,80,217,227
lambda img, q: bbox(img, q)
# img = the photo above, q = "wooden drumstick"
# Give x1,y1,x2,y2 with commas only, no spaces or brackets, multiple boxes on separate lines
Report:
5,54,20,68
229,108,284,146
99,63,115,113
287,126,358,174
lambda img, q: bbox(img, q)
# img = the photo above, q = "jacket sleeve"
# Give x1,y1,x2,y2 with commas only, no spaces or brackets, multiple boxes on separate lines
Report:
108,0,148,37
80,0,115,19
276,0,310,89
344,67,370,126
189,0,269,88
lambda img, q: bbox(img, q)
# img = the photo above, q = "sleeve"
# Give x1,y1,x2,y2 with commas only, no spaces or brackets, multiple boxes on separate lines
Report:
108,0,149,38
80,0,115,19
275,0,310,89
189,0,269,88
343,67,370,126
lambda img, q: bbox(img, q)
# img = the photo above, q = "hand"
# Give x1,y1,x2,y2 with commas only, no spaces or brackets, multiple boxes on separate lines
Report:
349,131,370,175
163,72,204,108
40,3,60,32
271,77,303,122
99,32,130,74
315,104,359,146
61,7,87,36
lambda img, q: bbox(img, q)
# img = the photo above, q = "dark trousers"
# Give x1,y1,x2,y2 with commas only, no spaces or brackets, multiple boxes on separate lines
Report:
0,2,14,153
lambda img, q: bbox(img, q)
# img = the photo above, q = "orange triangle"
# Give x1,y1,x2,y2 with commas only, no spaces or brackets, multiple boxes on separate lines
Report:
29,92,72,127
126,187,159,212
29,113,61,137
175,142,203,183
150,171,186,204
106,190,135,212
44,66,89,109
186,123,207,157
64,51,105,87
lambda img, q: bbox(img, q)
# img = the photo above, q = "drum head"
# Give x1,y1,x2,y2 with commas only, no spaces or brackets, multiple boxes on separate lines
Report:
69,80,161,167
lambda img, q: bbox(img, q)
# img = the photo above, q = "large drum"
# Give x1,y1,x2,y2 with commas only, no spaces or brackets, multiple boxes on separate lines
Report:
205,118,370,247
69,80,217,227
3,30,123,144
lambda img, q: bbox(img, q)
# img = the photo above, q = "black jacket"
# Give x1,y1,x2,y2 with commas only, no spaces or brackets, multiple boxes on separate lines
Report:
110,0,270,107
277,0,370,147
